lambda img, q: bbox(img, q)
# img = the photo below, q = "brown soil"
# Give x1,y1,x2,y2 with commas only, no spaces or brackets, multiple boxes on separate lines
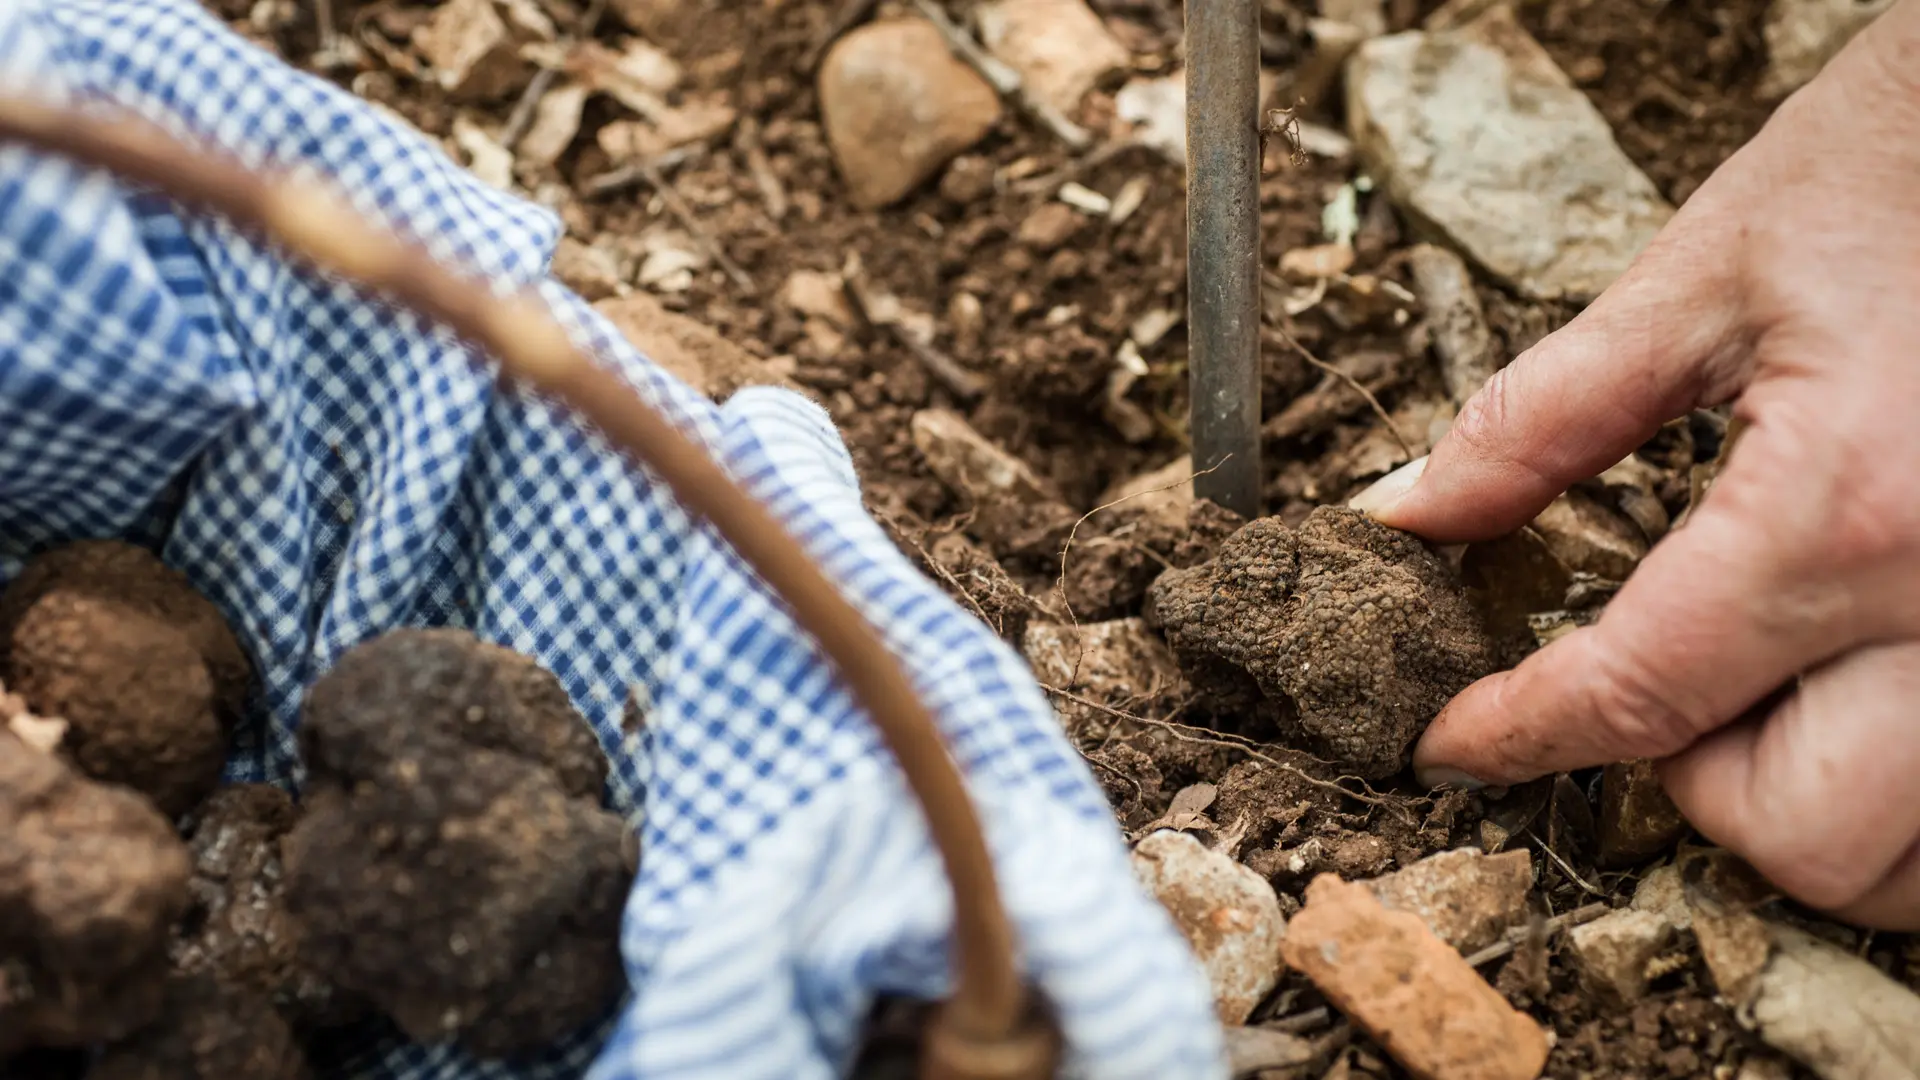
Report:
4,1,1910,1078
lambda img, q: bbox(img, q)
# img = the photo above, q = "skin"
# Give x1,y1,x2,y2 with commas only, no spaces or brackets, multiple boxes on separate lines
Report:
1349,0,1920,929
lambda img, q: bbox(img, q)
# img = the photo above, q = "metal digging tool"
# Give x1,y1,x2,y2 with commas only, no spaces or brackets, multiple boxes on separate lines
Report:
0,97,1059,1080
1185,0,1264,520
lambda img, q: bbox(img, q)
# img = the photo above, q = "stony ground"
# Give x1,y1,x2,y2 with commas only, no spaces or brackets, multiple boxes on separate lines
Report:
189,0,1920,1078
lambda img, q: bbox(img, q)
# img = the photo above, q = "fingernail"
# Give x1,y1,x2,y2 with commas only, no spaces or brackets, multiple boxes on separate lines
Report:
1349,455,1428,516
1416,765,1488,792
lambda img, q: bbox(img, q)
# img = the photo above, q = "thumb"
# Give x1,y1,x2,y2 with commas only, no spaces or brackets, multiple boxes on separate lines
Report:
1353,212,1751,543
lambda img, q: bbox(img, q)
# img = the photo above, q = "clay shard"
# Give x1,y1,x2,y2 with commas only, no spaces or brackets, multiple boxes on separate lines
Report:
1281,874,1550,1080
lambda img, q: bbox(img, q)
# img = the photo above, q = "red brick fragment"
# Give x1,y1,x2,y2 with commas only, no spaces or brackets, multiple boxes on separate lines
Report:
1280,874,1549,1080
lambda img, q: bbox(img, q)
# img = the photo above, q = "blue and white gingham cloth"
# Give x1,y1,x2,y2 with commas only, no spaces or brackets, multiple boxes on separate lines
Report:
0,3,1227,1077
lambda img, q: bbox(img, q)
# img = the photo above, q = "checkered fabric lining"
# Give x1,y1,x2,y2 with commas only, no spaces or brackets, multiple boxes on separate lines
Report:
0,2,1228,1078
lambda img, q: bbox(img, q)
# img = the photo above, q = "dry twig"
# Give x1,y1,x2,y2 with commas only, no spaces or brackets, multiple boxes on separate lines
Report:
1052,457,1223,684
842,254,986,402
1037,685,1417,823
1464,901,1610,967
579,142,705,197
635,160,756,293
501,0,607,151
906,0,1093,152
1265,325,1414,460
734,117,789,222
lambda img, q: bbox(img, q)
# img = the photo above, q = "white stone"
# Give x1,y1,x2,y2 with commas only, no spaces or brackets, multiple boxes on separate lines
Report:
977,0,1130,115
1132,829,1287,1024
1760,0,1896,100
1346,8,1672,301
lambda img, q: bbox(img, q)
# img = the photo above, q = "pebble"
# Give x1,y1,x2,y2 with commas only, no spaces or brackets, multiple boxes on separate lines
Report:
1131,830,1287,1024
1281,874,1550,1080
779,270,855,328
819,19,1003,209
1565,908,1674,1005
1364,848,1533,954
976,0,1131,115
1760,0,1896,99
1630,863,1690,931
1346,6,1671,301
1598,759,1689,867
1016,202,1087,253
1530,489,1649,582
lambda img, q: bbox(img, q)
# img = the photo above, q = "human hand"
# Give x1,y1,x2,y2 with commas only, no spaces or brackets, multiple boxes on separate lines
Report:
1351,0,1920,929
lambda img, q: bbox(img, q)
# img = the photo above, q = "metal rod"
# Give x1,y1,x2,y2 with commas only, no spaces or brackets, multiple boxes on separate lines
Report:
1185,0,1263,520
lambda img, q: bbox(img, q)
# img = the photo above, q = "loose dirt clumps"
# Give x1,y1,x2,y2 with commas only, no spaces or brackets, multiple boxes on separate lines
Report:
284,629,632,1057
0,540,252,817
1146,506,1494,778
0,718,191,1056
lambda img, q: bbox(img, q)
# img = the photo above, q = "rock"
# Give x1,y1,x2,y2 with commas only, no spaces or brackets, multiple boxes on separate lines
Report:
595,293,797,402
819,19,1003,209
1565,908,1674,1005
1689,863,1920,1080
1760,0,1896,100
1131,830,1287,1024
976,0,1130,115
1365,848,1532,954
412,0,529,101
1347,7,1671,302
910,409,1077,557
1016,202,1087,252
780,270,855,328
1022,619,1186,733
1598,759,1689,867
552,237,624,301
1530,489,1648,581
1114,74,1186,165
1408,243,1498,405
1631,863,1690,931
1281,874,1550,1080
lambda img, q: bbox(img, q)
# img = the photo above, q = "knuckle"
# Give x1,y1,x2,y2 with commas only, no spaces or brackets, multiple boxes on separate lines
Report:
1741,830,1882,911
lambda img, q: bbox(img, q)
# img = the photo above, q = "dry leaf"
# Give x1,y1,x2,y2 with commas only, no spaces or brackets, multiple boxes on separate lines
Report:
517,80,588,168
412,0,529,100
452,116,515,190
